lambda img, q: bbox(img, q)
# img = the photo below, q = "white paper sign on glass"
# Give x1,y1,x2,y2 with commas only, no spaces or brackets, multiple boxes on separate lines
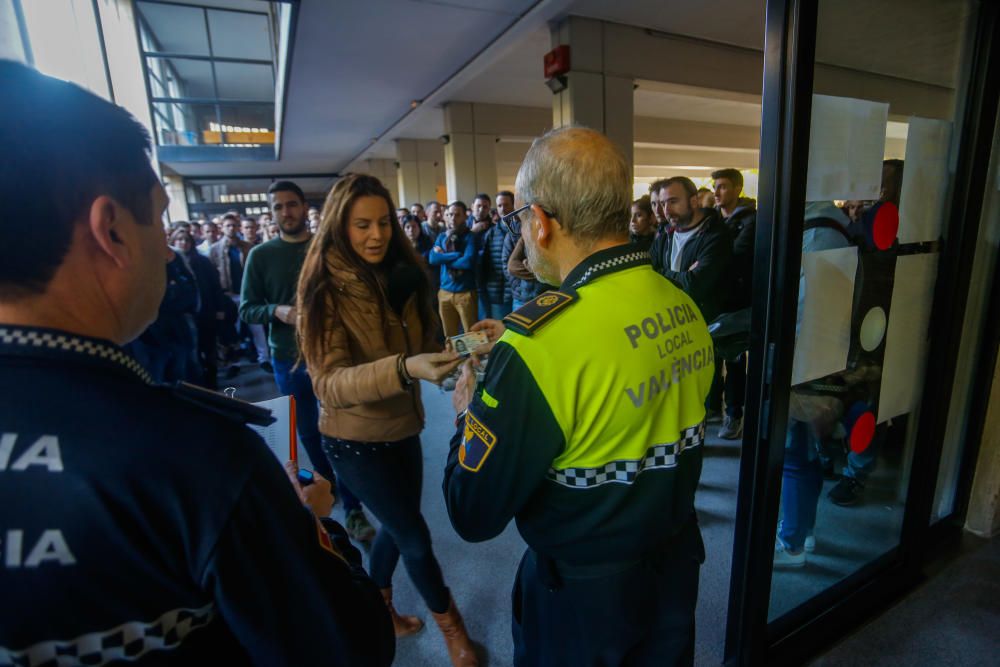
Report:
898,117,952,243
806,95,889,202
878,253,939,422
791,246,859,386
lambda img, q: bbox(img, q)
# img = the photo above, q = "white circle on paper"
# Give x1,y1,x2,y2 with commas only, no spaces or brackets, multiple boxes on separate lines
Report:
860,307,887,352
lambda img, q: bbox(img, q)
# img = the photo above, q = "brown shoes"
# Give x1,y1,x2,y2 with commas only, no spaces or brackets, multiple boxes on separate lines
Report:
380,588,424,638
431,596,479,667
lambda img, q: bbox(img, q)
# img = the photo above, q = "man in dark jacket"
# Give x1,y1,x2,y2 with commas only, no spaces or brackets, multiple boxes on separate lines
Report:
712,168,756,439
171,227,226,389
650,177,732,419
477,191,513,319
650,177,733,324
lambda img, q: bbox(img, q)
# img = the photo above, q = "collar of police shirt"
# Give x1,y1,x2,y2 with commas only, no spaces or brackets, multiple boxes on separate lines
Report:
0,325,154,385
560,242,652,292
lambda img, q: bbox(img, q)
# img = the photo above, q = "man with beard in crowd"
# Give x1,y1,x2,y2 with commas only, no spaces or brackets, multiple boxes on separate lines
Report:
423,200,446,239
650,177,732,420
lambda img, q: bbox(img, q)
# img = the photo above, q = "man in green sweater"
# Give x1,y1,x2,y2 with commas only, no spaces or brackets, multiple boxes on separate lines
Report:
240,180,375,544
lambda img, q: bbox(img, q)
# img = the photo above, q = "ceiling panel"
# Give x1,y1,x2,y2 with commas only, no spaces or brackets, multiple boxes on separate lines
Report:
279,0,538,172
571,0,765,50
815,0,969,89
171,0,966,181
634,88,760,126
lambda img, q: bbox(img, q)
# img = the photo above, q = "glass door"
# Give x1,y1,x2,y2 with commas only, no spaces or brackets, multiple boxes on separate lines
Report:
766,0,973,619
726,0,1000,663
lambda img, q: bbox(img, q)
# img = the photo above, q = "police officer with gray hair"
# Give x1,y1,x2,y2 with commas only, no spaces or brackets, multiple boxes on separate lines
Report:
443,126,715,665
0,61,393,665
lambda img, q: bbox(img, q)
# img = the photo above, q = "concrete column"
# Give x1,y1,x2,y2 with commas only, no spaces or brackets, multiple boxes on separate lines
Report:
550,17,634,170
395,139,445,208
966,356,1000,537
443,102,497,203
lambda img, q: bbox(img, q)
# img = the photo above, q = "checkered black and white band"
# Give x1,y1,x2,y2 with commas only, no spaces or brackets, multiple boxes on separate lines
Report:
571,250,650,288
0,604,216,666
0,327,152,384
548,422,705,488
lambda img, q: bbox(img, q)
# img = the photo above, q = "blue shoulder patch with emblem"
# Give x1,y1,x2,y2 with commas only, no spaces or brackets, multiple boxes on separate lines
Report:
459,411,497,472
502,290,577,336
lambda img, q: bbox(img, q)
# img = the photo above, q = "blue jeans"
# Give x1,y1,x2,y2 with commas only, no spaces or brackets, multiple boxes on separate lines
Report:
778,420,824,552
512,299,527,310
322,435,450,613
272,358,361,513
488,301,513,320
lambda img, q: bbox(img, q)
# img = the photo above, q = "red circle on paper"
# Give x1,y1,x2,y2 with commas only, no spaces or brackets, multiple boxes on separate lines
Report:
873,202,899,250
850,412,876,453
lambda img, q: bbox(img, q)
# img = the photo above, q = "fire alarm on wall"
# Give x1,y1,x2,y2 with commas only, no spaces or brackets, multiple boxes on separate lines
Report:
543,45,571,79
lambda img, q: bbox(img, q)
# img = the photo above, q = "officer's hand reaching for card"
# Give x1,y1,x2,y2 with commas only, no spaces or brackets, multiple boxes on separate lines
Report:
285,461,335,518
470,319,506,355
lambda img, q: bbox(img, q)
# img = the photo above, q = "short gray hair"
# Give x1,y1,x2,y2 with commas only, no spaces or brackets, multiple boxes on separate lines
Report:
515,126,630,243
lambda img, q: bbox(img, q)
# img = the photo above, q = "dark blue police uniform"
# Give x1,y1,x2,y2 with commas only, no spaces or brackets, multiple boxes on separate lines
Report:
0,326,394,666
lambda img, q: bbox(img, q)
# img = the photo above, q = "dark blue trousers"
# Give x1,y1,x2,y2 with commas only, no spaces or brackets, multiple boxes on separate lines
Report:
512,520,703,666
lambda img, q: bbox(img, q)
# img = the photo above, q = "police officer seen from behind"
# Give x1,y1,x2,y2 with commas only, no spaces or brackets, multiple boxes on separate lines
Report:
443,126,715,666
0,61,393,665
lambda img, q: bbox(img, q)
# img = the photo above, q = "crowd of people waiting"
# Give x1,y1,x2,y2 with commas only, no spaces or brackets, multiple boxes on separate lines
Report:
135,169,765,444
135,160,899,590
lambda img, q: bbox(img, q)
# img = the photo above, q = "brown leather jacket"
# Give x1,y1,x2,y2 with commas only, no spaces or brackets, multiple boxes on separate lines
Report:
305,250,439,442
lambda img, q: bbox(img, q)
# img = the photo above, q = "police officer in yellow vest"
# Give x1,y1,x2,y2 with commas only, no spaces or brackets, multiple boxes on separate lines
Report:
443,127,715,666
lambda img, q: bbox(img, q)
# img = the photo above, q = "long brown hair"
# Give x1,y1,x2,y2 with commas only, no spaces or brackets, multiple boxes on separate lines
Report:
296,173,435,366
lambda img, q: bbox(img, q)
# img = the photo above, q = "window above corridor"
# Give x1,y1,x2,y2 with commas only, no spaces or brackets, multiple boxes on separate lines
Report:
136,0,292,161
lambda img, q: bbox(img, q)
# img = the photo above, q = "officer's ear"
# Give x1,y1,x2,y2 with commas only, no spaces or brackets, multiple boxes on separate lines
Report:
87,195,132,270
531,204,558,248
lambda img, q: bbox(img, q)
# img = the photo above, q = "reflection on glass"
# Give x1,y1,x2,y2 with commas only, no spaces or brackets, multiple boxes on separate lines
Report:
768,0,972,622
